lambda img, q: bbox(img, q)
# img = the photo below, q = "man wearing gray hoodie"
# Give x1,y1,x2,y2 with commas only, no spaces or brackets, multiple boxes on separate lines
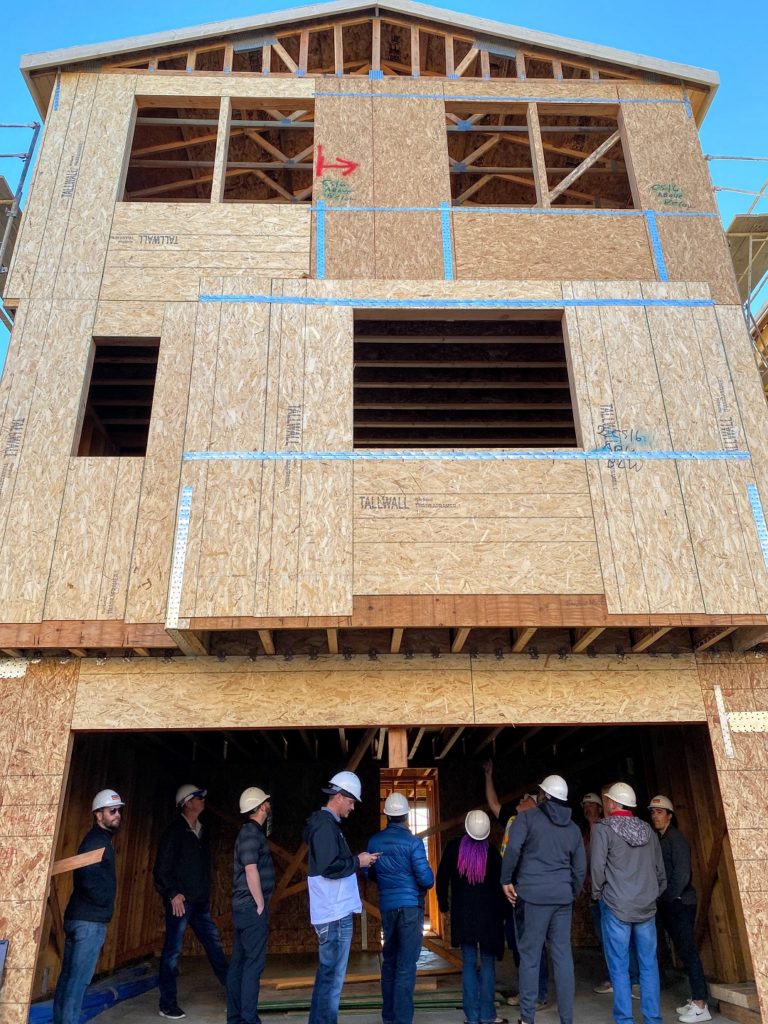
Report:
590,782,667,1024
500,774,585,1024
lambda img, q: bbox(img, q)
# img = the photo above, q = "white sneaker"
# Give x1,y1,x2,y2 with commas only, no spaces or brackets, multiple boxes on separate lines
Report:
676,1000,693,1014
678,1006,712,1023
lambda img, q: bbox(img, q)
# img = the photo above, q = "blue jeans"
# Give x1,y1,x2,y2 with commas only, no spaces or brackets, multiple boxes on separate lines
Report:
227,906,269,1024
601,903,662,1024
159,899,229,1009
53,919,107,1024
381,906,424,1024
591,900,639,984
514,900,574,1024
308,913,354,1024
506,914,548,1000
460,944,496,1024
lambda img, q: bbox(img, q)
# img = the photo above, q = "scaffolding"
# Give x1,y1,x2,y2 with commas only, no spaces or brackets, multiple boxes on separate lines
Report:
0,121,41,331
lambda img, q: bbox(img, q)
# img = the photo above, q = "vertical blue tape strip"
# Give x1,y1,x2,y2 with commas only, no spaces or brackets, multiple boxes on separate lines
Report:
645,210,668,282
53,74,61,112
747,483,768,571
369,69,384,79
440,201,454,282
315,199,326,281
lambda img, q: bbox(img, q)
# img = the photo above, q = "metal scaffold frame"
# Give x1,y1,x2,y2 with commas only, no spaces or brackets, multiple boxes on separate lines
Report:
0,121,41,331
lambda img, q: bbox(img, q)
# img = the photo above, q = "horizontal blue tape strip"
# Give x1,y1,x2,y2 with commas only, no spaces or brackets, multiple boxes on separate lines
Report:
747,483,768,570
306,205,717,217
184,449,750,463
199,294,715,310
316,91,685,106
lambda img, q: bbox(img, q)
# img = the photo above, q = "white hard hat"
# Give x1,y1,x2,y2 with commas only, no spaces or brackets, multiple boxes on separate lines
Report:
540,774,568,801
240,787,270,814
465,809,491,841
581,792,602,806
92,789,124,812
606,782,637,808
648,794,675,813
383,792,410,816
175,784,207,807
323,770,362,802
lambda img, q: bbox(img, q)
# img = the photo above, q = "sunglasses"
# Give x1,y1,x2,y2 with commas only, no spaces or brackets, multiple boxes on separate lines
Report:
103,808,122,816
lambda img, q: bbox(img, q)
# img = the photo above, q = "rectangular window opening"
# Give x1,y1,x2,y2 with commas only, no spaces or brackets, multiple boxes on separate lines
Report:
353,312,578,449
123,98,220,202
76,338,160,457
223,100,314,204
232,48,263,73
446,103,536,207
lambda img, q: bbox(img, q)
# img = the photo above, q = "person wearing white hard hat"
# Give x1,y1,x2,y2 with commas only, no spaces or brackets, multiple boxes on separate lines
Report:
153,784,228,1019
304,771,380,1024
436,810,508,1024
648,796,710,1023
500,775,585,1024
367,793,435,1024
226,788,275,1024
590,782,667,1024
53,789,124,1024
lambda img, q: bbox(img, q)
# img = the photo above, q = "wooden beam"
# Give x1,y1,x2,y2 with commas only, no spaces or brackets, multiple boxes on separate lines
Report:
326,627,339,654
390,627,404,654
511,627,537,653
454,47,479,77
695,811,727,944
272,40,298,72
630,627,672,653
262,44,271,73
547,129,622,205
166,628,208,657
480,49,490,79
333,24,343,75
693,627,737,652
410,25,420,77
1,648,23,657
51,847,104,876
527,103,550,209
515,52,526,79
450,627,471,654
338,727,347,755
374,726,387,760
388,727,408,768
371,18,381,71
298,729,318,758
572,627,605,654
444,35,454,76
730,626,768,651
68,648,87,658
435,726,464,759
258,629,276,655
347,727,377,771
210,96,232,203
132,647,151,657
272,841,309,905
299,30,309,73
409,726,426,760
473,726,504,755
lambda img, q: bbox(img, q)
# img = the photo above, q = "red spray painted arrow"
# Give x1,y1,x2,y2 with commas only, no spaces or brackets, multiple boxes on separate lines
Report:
315,144,359,177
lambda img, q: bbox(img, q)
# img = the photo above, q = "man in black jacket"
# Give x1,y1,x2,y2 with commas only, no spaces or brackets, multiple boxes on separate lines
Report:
501,774,585,1024
53,788,124,1024
153,784,228,1019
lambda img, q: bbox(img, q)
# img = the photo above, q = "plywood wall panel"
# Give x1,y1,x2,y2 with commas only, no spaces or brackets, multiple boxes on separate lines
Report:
135,75,316,100
93,301,165,336
296,460,353,615
454,214,655,282
97,458,144,620
658,218,740,305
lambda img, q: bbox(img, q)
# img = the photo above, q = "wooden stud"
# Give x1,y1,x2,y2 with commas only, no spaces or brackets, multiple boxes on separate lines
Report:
132,648,151,657
272,41,298,73
185,49,197,73
552,58,563,80
527,103,551,209
630,627,672,653
572,627,605,653
693,627,737,652
411,26,421,77
730,626,768,651
223,43,233,73
444,35,455,76
450,627,471,654
333,24,344,75
473,726,504,755
409,727,426,759
371,18,381,72
51,847,104,876
262,44,271,74
480,49,490,79
374,726,387,760
511,627,538,653
166,628,208,657
258,629,276,655
547,129,622,204
338,727,347,755
435,726,465,759
326,627,339,654
388,727,408,768
68,648,87,658
515,52,526,79
299,31,309,74
390,627,404,654
454,47,479,77
210,97,231,203
1,647,23,657
347,727,377,771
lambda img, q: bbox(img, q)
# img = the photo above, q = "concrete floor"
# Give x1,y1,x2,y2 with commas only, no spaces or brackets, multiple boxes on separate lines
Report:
96,951,734,1024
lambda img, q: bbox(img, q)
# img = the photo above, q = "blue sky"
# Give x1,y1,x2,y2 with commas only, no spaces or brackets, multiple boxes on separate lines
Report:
1,0,766,357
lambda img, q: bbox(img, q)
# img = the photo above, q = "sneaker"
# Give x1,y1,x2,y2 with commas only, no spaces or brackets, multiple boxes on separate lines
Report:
678,1007,712,1023
631,984,640,1000
676,1001,694,1015
159,1008,186,1020
593,981,612,994
506,995,520,1006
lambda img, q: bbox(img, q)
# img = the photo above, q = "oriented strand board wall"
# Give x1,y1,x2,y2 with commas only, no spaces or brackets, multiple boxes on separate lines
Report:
0,660,78,1024
698,654,768,1019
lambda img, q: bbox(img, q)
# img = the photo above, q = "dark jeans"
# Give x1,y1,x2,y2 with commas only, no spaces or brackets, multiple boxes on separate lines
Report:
460,944,496,1024
659,901,708,1001
308,913,354,1024
227,906,269,1024
159,899,228,1009
380,905,424,1024
53,919,107,1024
506,914,548,1001
514,900,574,1024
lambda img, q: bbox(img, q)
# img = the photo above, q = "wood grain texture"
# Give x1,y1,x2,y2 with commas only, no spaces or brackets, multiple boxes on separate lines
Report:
658,218,741,304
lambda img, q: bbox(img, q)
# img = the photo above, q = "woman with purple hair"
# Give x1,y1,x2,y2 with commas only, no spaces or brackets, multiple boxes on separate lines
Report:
437,810,508,1024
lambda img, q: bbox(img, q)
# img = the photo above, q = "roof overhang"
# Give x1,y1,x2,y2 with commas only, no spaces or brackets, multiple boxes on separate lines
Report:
20,0,719,119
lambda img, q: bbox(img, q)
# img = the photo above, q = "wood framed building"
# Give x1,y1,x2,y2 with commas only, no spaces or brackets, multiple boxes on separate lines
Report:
1,2,767,1022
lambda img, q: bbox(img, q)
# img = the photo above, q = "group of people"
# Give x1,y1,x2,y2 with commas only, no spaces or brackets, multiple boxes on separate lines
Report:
53,767,710,1024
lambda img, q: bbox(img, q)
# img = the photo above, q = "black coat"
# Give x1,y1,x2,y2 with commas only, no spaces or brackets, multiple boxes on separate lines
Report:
436,837,507,958
153,815,213,903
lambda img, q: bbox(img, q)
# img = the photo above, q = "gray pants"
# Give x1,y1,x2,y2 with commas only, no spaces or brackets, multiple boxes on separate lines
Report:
514,900,574,1024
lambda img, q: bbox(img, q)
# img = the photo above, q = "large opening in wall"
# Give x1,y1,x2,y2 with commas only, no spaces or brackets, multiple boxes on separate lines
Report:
222,101,314,204
353,311,578,448
35,721,753,1021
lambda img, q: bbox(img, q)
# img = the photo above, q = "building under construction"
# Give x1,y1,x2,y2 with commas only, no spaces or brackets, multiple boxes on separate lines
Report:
0,2,767,1022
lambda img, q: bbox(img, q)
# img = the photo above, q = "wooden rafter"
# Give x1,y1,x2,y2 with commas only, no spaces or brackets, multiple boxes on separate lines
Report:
630,627,672,653
572,627,606,654
547,128,622,204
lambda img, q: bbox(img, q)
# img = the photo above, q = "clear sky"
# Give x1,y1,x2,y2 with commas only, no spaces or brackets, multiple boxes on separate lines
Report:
1,0,767,357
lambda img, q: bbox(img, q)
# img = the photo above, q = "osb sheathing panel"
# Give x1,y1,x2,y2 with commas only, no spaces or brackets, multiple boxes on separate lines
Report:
93,301,165,336
134,74,316,100
619,88,716,215
442,80,621,102
0,660,78,1023
102,204,311,302
453,214,655,282
658,217,741,305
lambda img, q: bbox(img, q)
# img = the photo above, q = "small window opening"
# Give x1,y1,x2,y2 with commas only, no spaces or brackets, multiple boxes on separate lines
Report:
76,338,160,457
232,48,263,73
157,55,187,71
420,31,446,77
561,62,592,80
223,101,314,203
195,47,226,72
353,313,577,449
306,28,335,74
447,104,536,207
524,55,554,78
342,21,372,75
123,98,220,202
380,20,411,75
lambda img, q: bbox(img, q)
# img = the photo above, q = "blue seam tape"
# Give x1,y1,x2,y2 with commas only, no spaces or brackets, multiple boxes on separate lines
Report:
53,73,61,112
317,91,686,106
183,449,750,463
199,294,715,310
645,210,668,282
440,201,454,281
369,69,384,79
308,205,717,218
682,89,692,119
315,199,326,280
747,484,768,570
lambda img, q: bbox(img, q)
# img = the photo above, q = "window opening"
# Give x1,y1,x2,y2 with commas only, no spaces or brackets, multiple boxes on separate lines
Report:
232,48,263,73
123,98,220,202
75,338,160,457
446,104,536,206
353,313,577,449
524,54,554,78
306,28,335,74
420,31,446,77
380,20,411,76
195,47,226,72
223,101,314,203
342,21,373,75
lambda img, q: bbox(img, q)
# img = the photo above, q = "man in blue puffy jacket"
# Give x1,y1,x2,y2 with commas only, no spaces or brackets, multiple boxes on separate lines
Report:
368,792,435,1024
